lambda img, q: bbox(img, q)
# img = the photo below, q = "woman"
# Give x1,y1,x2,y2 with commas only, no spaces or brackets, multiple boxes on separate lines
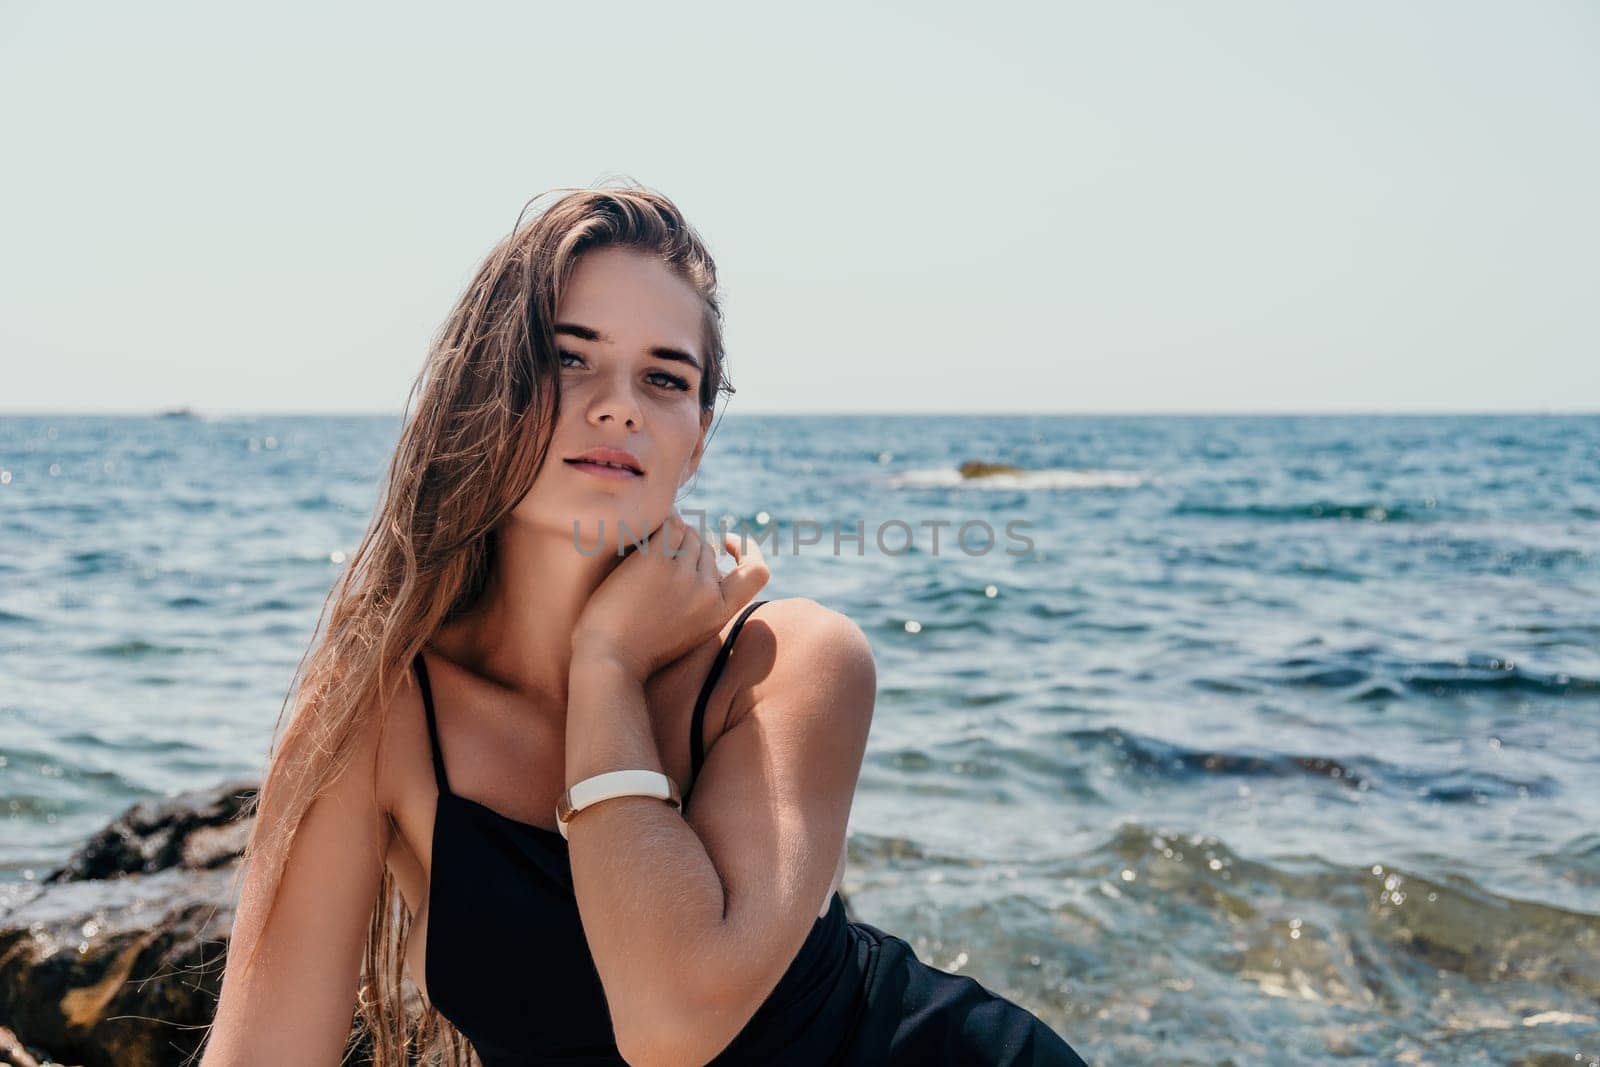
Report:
200,182,1089,1066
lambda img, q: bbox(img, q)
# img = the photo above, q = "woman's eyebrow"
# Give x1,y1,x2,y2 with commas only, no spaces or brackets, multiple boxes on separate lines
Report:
554,322,701,373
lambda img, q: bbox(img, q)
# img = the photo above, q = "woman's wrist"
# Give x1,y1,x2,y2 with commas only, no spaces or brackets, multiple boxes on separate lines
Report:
563,648,660,788
570,635,652,687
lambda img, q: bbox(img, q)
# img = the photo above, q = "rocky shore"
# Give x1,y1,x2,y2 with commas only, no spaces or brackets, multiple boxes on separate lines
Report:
0,780,859,1066
1,780,313,1067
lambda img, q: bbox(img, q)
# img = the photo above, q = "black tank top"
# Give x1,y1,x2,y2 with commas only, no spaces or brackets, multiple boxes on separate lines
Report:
413,599,860,1064
413,598,1092,1065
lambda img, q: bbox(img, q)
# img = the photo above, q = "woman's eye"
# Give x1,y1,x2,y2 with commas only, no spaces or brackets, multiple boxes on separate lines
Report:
649,371,692,392
559,350,688,392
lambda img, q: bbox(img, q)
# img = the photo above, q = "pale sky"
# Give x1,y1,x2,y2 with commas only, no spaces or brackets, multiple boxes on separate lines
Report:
2,0,1596,415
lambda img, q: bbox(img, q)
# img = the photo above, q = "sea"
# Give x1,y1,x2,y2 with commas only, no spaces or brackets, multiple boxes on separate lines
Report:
1,412,1596,1065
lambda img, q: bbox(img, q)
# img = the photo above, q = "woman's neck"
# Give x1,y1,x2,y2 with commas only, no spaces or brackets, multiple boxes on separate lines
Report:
434,517,624,715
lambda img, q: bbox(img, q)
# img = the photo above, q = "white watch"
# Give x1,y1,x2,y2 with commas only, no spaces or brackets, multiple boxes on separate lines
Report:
555,769,682,840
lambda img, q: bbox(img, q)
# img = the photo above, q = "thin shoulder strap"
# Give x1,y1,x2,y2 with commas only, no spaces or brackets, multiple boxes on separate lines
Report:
412,651,451,796
684,599,769,810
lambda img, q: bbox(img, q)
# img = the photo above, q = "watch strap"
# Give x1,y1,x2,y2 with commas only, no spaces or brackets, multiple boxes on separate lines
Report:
556,769,682,839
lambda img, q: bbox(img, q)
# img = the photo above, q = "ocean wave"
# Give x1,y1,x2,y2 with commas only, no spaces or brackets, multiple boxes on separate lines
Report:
888,467,1148,491
1258,651,1600,699
1170,500,1431,522
1060,726,1370,788
1050,726,1561,801
85,638,195,658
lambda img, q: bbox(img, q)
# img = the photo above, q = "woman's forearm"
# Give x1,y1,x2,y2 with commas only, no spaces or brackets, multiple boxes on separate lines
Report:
562,652,736,1061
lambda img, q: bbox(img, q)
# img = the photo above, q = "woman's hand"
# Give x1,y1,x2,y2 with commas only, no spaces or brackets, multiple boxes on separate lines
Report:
572,512,770,683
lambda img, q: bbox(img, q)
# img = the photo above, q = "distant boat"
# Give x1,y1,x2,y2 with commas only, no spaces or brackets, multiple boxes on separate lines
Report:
157,406,196,418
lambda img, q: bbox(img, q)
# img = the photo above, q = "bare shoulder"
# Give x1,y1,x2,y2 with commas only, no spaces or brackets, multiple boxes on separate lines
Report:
368,655,431,819
723,596,876,727
268,677,393,818
662,595,876,1036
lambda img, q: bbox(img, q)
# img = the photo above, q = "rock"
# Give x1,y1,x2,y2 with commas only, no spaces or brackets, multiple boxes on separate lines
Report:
0,780,258,1067
43,779,257,884
958,460,1024,479
0,1024,76,1066
0,867,238,1067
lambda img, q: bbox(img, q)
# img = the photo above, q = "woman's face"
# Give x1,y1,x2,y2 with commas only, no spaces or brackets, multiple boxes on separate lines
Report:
513,246,712,549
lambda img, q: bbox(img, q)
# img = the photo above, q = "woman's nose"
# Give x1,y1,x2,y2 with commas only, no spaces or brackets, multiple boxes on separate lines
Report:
586,375,642,428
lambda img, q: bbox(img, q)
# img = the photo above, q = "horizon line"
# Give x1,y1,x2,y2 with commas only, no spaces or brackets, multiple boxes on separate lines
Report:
1,408,1596,419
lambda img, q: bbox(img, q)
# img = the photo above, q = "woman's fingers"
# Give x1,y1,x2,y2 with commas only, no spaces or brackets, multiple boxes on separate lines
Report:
721,529,767,570
720,530,770,607
696,529,719,578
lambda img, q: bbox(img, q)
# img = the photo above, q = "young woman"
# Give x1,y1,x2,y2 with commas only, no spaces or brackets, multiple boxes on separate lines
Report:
200,182,1089,1066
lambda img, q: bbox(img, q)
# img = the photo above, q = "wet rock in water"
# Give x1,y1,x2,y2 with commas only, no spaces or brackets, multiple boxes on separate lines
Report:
0,780,259,1067
959,460,1024,478
0,1024,72,1066
44,778,258,883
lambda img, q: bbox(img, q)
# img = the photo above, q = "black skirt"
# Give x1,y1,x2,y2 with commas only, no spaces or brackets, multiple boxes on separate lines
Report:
832,914,1092,1065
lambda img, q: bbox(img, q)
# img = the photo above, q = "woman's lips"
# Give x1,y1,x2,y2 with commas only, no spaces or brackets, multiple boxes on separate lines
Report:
565,460,642,481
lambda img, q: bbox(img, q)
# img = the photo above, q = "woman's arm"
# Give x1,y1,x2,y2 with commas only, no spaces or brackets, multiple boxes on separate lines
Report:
201,703,392,1066
564,596,875,1067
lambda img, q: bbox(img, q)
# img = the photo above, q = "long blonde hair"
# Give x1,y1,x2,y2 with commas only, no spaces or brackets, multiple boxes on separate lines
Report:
218,179,734,1064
